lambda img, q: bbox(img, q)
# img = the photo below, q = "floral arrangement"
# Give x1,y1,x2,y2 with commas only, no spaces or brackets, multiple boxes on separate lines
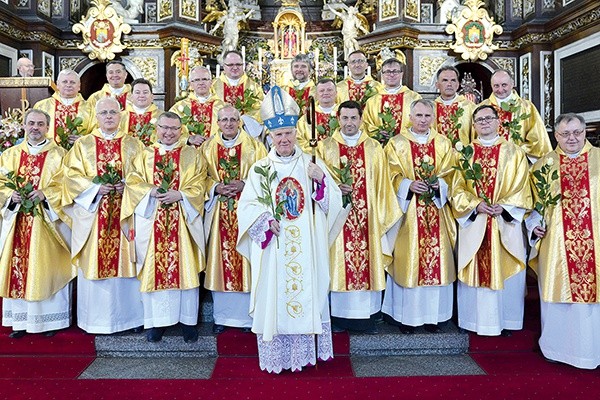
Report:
415,155,437,205
2,169,41,216
0,108,24,152
357,81,378,109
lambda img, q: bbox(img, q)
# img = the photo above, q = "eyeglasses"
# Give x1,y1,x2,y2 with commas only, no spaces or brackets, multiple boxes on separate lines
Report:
157,124,181,131
382,69,402,75
218,117,239,123
349,59,367,65
224,63,243,68
474,116,498,124
190,78,211,82
97,110,119,116
556,130,585,138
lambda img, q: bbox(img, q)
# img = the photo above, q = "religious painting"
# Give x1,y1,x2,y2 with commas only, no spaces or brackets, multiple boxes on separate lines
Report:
42,52,54,80
276,177,305,221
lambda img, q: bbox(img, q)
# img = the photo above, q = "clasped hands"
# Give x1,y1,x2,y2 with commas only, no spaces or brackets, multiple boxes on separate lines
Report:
476,202,504,217
216,179,245,198
150,187,182,205
11,190,45,204
409,179,439,195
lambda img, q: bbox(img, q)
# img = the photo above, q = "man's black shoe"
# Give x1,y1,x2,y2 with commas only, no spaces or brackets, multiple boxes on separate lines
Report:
500,329,513,337
398,324,415,334
9,330,26,339
147,327,166,342
182,324,198,343
212,324,225,334
424,324,442,333
241,327,252,333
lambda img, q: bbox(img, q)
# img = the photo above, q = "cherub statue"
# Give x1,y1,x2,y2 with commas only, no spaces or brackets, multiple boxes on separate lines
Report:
328,4,369,59
204,0,253,53
111,0,145,23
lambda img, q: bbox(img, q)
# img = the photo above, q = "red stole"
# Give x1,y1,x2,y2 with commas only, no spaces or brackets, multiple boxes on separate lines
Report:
473,142,501,287
223,83,244,112
347,81,367,103
496,107,512,141
316,111,335,141
95,136,124,279
410,141,442,286
8,151,48,298
288,86,310,114
152,148,182,290
128,111,153,145
339,142,371,290
191,99,214,137
436,102,460,143
54,101,79,141
380,93,404,136
217,143,244,291
559,153,597,302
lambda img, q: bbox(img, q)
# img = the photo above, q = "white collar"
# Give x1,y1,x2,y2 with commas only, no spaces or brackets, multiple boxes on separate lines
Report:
478,135,500,146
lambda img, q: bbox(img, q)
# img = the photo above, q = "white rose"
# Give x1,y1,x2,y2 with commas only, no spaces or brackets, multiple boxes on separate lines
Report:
108,161,116,168
546,157,554,167
150,118,157,125
0,167,9,176
228,148,236,157
178,105,185,113
158,148,166,156
383,101,391,109
422,155,432,164
340,155,348,165
455,141,464,152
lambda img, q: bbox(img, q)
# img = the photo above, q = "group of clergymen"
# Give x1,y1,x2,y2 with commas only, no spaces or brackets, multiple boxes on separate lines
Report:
1,49,597,373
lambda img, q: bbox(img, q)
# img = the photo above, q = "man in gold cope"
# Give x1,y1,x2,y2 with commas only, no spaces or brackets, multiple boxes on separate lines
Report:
383,99,456,333
123,112,207,343
121,78,161,146
87,61,131,110
451,105,531,336
34,69,93,148
296,78,339,152
62,97,144,334
0,109,73,338
480,69,551,163
202,105,266,334
317,101,400,334
528,113,600,369
336,50,382,106
171,66,224,145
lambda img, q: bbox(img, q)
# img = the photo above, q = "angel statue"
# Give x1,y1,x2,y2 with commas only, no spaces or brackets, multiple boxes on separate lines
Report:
204,0,253,54
328,4,369,59
110,0,145,23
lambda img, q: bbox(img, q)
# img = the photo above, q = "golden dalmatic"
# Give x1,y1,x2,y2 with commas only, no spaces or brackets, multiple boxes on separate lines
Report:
317,131,401,292
87,84,132,110
385,131,456,288
336,76,383,105
0,140,73,301
211,74,264,121
451,138,532,290
170,93,225,141
122,103,162,146
202,130,267,293
122,143,207,292
33,93,93,143
433,95,476,145
62,130,144,280
530,142,600,304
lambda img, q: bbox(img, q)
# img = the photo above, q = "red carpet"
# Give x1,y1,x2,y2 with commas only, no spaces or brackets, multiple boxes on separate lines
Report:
0,325,96,356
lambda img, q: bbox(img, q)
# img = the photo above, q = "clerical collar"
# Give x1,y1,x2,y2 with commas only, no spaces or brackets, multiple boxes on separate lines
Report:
226,77,241,86
221,130,240,147
351,75,366,83
385,86,402,94
27,139,47,155
478,135,500,146
158,142,177,151
133,104,149,115
497,92,514,105
566,149,583,159
441,94,458,105
319,105,335,114
196,94,210,103
296,80,309,89
59,96,76,105
409,129,430,144
276,149,296,161
100,130,117,140
110,86,125,95
341,131,360,146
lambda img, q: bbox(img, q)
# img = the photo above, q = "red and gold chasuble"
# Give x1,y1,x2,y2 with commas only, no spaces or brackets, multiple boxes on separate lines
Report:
339,143,370,290
559,154,597,302
107,92,128,110
223,84,245,113
409,141,442,286
436,102,460,144
128,111,153,145
496,108,512,141
316,112,335,141
8,151,48,298
191,99,215,137
95,137,124,279
381,93,404,136
347,81,368,103
54,102,79,141
217,144,244,291
473,143,501,287
152,148,182,290
288,87,310,113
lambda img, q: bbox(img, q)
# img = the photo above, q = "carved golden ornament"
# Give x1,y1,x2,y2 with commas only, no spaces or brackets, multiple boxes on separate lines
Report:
419,56,447,86
491,58,515,77
159,0,173,21
404,0,420,21
72,0,131,62
445,0,502,61
130,57,158,87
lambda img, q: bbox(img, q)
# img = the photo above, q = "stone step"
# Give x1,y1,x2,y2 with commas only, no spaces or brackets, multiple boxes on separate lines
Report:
95,321,468,358
350,321,468,356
